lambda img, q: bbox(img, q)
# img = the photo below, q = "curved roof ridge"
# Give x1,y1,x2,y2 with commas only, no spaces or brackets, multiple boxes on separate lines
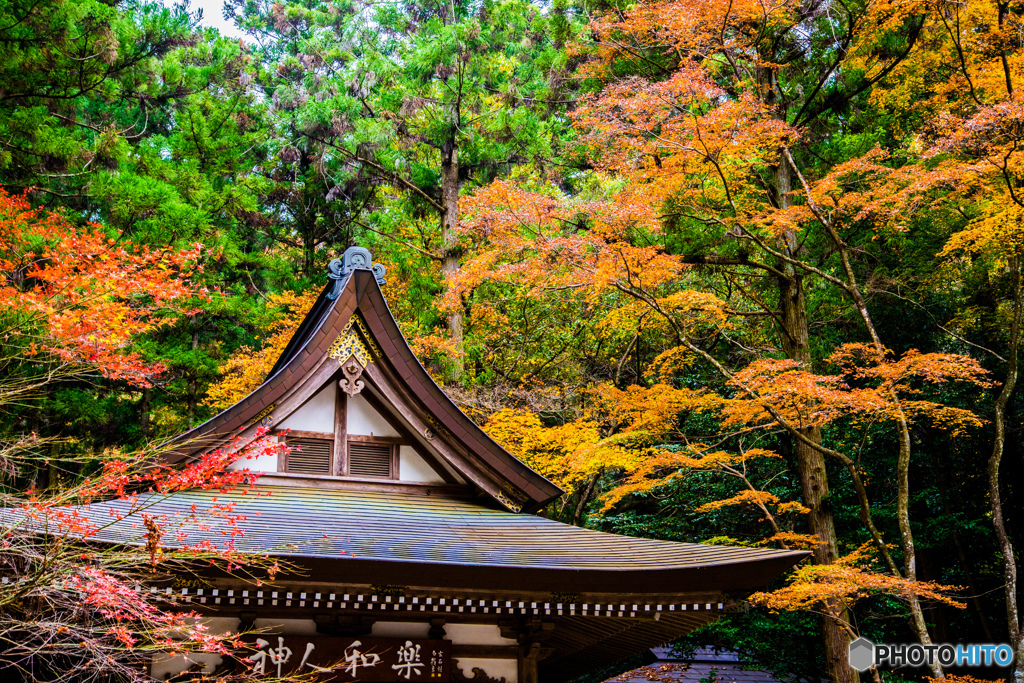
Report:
162,249,562,510
163,274,350,460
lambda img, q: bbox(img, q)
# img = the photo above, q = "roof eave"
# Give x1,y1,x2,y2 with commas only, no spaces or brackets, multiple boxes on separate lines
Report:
257,550,810,595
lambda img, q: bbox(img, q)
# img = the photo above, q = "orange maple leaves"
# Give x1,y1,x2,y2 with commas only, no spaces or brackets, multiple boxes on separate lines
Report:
750,542,965,615
0,188,203,386
724,344,993,436
452,179,679,310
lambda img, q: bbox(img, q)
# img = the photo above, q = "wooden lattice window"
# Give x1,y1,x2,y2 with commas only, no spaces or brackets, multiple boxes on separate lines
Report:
284,435,334,475
346,436,399,479
277,389,405,480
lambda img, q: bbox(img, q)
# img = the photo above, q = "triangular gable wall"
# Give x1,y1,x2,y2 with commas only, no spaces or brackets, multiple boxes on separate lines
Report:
167,249,561,512
262,367,465,485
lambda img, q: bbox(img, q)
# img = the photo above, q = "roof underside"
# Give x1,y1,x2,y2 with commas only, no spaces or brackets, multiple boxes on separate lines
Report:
68,486,806,593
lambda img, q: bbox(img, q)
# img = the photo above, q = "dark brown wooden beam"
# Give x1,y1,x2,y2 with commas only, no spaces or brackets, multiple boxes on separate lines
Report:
335,386,347,476
451,646,519,660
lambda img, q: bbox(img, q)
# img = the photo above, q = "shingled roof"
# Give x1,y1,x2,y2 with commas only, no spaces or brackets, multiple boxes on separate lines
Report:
58,485,806,593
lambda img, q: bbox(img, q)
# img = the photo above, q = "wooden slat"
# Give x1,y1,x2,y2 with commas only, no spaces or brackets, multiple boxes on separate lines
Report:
348,434,404,444
348,441,392,478
282,429,335,440
251,474,473,497
286,438,333,475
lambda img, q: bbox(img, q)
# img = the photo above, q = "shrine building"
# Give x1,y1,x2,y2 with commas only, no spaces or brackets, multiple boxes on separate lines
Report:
82,247,807,682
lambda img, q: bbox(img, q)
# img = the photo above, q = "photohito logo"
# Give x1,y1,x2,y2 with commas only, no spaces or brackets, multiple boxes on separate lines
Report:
848,638,1015,671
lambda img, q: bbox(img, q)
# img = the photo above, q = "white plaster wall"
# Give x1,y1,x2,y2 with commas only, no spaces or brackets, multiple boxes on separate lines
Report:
150,618,239,679
371,621,432,638
399,446,445,483
152,652,224,679
347,393,401,437
280,383,336,432
205,617,242,634
227,435,281,473
348,397,468,483
455,658,518,683
443,624,517,645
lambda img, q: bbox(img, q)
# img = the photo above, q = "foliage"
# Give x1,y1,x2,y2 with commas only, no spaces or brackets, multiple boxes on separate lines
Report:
0,188,202,403
0,188,294,681
204,289,320,410
750,543,965,616
484,408,637,496
0,0,1023,678
0,428,287,682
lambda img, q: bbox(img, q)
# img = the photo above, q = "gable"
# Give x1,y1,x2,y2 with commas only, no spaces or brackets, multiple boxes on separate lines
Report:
279,383,335,432
347,394,399,437
224,363,465,486
175,247,559,512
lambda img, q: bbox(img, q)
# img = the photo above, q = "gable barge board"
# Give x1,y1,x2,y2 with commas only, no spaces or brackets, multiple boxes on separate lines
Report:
360,363,516,510
358,389,459,484
358,361,503,485
356,277,561,506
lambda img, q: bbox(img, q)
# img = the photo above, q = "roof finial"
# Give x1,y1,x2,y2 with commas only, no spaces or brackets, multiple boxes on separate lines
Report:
326,246,387,299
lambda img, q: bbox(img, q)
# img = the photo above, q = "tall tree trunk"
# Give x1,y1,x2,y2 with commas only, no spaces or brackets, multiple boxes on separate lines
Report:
991,254,1022,683
775,159,856,683
300,149,316,277
572,469,602,527
187,318,199,428
896,411,943,677
441,139,464,382
782,147,942,675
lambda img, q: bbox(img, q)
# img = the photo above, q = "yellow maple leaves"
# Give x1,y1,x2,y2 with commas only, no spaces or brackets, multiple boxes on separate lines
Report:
751,542,965,613
203,289,320,410
483,409,638,495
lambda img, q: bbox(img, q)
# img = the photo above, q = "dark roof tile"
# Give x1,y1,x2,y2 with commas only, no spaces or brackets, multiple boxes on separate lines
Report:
28,486,805,593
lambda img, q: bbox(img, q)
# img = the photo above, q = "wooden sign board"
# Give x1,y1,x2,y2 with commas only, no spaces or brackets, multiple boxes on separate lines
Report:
238,635,451,681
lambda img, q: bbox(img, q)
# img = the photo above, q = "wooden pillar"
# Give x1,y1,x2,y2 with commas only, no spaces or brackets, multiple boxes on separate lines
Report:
519,644,540,683
429,618,447,640
334,384,348,475
517,618,553,683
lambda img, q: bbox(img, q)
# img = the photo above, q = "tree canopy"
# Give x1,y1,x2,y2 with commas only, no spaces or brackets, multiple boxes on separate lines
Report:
0,0,1022,681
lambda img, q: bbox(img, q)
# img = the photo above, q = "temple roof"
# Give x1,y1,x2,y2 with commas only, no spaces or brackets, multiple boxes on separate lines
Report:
60,485,807,593
164,250,563,512
152,247,807,593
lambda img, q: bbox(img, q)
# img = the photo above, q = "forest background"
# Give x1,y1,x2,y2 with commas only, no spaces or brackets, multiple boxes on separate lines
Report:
1,0,1023,681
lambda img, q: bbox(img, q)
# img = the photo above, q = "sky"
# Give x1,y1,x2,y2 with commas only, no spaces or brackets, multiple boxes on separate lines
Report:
180,0,248,40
